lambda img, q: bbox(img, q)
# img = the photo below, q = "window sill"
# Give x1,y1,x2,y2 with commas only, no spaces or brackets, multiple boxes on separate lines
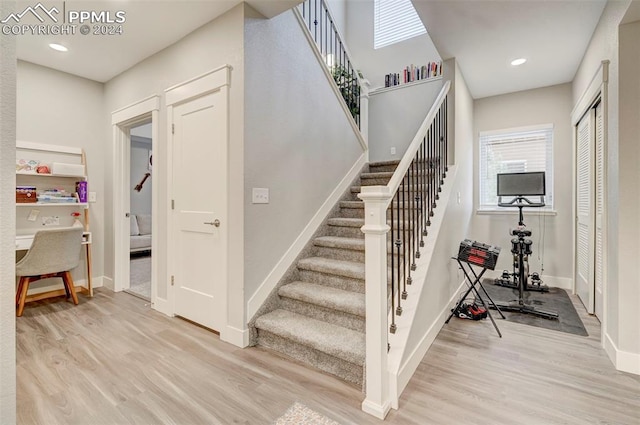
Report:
476,209,557,216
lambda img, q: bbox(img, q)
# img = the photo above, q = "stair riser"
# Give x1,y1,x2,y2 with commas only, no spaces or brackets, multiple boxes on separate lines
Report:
361,177,392,186
257,330,363,386
297,270,364,293
369,163,398,173
339,207,423,219
314,246,365,263
313,246,405,263
279,298,365,333
327,225,364,239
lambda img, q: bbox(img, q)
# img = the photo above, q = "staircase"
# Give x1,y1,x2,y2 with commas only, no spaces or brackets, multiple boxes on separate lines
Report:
253,160,400,386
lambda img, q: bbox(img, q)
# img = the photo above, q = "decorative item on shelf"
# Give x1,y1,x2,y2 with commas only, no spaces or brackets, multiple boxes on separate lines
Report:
16,159,39,173
16,186,37,203
51,162,84,176
71,211,83,227
38,188,78,203
384,61,443,88
36,164,51,174
76,181,88,203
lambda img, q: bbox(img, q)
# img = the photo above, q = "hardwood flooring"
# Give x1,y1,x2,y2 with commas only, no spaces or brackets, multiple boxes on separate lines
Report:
16,290,640,424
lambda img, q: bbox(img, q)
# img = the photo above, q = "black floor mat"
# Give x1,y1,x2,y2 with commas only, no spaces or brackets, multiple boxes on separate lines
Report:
479,279,589,337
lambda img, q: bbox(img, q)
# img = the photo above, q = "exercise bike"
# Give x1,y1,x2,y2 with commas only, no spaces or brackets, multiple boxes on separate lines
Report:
494,203,549,293
491,172,558,320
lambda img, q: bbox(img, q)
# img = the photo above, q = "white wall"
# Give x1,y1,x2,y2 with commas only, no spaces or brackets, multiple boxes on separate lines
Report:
0,0,17,419
344,0,441,89
243,9,364,303
104,4,246,333
368,79,444,162
16,61,106,285
471,84,574,287
130,137,152,215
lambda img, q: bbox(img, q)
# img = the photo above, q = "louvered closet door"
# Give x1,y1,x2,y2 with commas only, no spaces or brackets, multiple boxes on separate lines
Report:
576,112,595,313
594,102,604,319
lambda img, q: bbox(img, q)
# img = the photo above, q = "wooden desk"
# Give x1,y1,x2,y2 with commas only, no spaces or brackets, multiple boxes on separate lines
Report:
15,231,93,300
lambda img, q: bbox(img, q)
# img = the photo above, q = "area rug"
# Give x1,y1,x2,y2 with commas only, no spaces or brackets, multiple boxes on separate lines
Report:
273,402,340,425
480,279,588,336
128,255,151,300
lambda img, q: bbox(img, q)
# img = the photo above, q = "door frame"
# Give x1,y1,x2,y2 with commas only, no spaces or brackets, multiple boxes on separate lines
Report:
571,60,609,341
165,66,231,334
112,96,160,307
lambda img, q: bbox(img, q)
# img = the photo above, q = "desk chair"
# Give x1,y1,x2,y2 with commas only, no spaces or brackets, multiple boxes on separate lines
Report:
16,227,84,317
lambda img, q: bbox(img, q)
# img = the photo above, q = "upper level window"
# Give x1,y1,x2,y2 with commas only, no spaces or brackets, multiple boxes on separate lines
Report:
374,0,426,49
478,125,554,210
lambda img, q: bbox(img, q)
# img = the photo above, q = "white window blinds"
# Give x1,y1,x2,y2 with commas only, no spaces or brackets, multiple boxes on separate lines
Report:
374,0,426,49
479,125,554,210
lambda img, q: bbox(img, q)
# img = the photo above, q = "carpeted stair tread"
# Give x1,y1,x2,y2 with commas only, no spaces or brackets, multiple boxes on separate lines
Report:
327,217,365,227
255,309,365,365
369,160,400,167
361,171,394,179
314,236,364,251
297,257,365,280
279,282,365,317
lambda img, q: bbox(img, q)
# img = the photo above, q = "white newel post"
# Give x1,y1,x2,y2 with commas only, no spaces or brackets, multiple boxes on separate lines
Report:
358,186,392,419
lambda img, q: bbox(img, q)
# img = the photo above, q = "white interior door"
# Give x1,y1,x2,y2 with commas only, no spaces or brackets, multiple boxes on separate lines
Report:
576,111,595,313
172,90,227,331
594,102,604,320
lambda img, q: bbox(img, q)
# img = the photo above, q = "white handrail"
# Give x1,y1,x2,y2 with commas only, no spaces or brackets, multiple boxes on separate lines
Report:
385,80,451,201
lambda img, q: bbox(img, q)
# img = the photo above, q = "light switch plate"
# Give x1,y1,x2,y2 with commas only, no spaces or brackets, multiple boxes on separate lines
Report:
88,192,97,203
252,188,269,204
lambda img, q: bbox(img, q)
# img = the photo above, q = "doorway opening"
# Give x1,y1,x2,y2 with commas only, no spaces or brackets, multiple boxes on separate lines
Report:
111,95,160,310
127,121,153,301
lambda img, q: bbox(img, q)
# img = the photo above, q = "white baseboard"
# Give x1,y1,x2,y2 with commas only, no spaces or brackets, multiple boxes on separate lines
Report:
604,332,640,375
391,278,467,408
246,153,367,320
22,276,104,296
542,275,572,290
221,325,249,348
361,399,391,420
152,296,172,317
102,276,115,291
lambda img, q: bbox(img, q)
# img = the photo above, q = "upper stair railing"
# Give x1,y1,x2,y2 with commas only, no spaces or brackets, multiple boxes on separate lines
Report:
359,81,451,419
298,0,363,129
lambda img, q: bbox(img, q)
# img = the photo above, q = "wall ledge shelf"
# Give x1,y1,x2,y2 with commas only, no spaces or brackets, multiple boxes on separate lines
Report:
16,202,88,207
17,172,87,179
369,76,443,97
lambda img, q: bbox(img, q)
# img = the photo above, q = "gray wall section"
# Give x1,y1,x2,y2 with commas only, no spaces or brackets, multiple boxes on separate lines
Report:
368,79,444,162
344,0,441,89
571,0,629,353
402,61,474,367
0,0,17,419
104,5,245,308
16,61,106,283
471,83,574,284
243,10,364,302
617,19,640,355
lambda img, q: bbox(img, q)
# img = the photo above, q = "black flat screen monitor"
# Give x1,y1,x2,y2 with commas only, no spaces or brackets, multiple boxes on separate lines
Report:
497,172,545,197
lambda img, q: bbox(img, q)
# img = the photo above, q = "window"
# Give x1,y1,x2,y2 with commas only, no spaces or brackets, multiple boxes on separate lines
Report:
478,125,554,210
374,0,426,49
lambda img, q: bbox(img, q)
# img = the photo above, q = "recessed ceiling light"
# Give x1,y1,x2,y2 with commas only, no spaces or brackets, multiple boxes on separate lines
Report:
49,43,68,52
511,58,527,66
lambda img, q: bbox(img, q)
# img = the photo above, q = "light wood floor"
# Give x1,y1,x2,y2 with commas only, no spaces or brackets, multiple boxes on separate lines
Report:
16,289,640,424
